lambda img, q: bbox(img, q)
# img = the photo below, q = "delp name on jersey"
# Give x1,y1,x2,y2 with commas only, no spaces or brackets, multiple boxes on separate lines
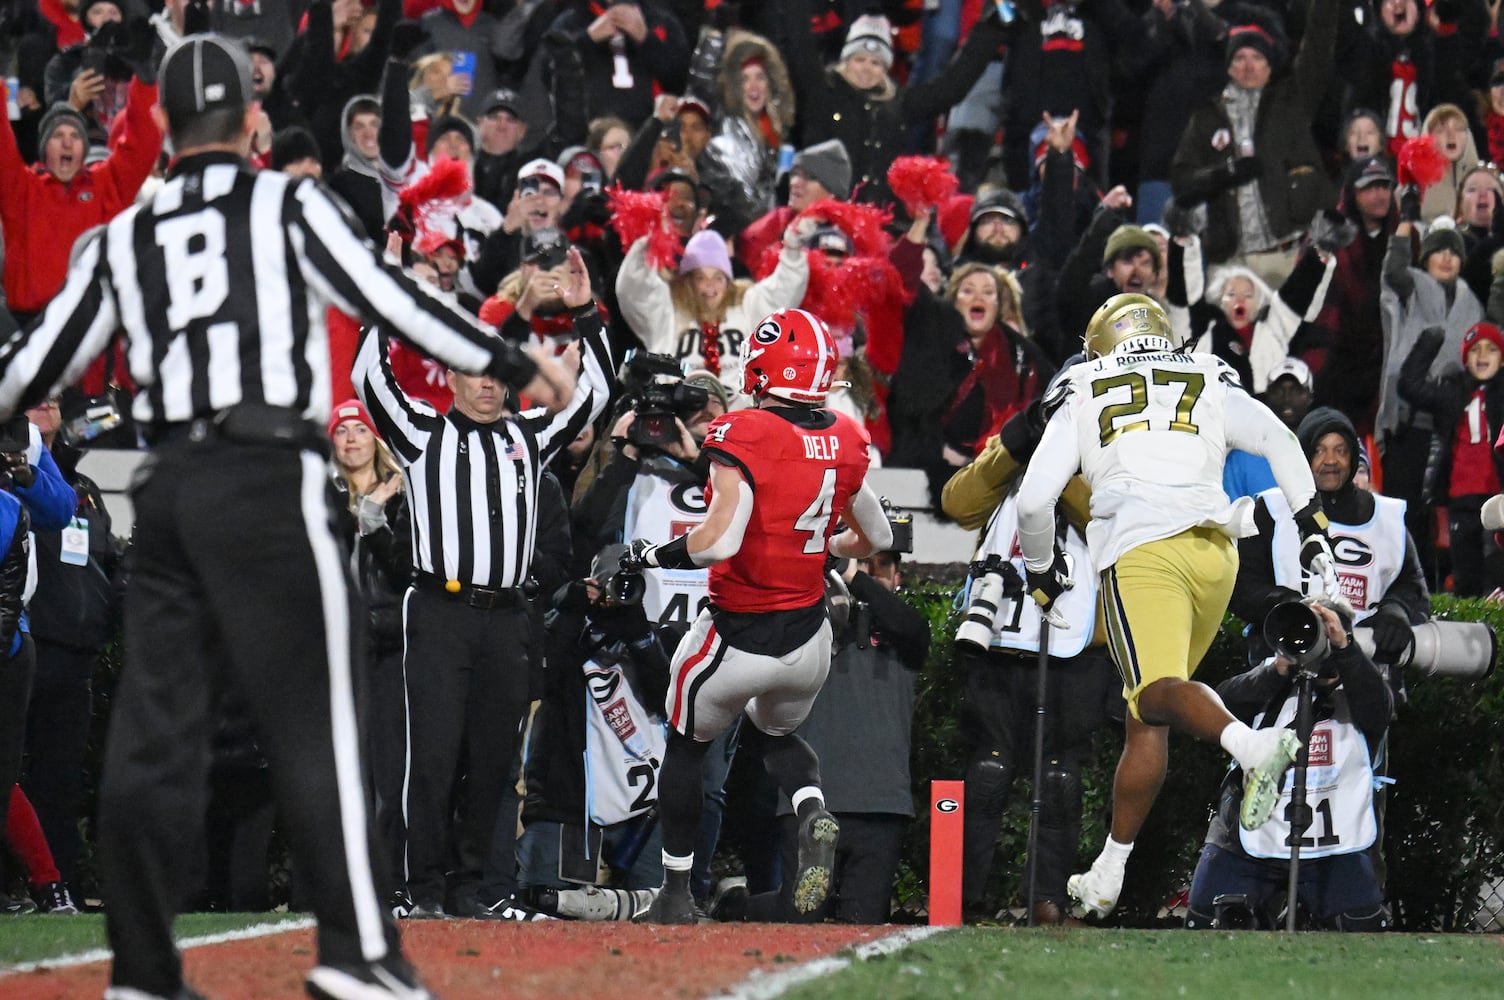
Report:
701,406,871,613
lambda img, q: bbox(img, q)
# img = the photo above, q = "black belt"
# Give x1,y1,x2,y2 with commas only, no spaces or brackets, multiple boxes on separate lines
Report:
414,573,523,610
148,403,329,456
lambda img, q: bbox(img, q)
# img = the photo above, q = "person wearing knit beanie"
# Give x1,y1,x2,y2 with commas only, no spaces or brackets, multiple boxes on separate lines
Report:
1225,23,1282,88
841,14,894,72
1418,220,1466,273
327,398,380,442
791,139,852,202
271,126,324,177
1462,321,1504,370
36,103,92,184
1102,225,1163,274
426,115,476,162
679,230,734,279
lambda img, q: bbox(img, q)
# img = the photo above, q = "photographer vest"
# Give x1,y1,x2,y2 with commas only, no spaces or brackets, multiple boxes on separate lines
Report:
624,458,709,625
1262,489,1407,622
582,655,668,826
966,483,1097,657
1239,689,1377,860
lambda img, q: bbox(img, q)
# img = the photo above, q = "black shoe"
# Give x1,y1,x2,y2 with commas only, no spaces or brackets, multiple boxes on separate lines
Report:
2,892,38,915
793,807,839,914
34,881,79,915
405,902,448,920
387,889,414,920
306,955,435,1000
453,894,555,922
707,878,749,922
639,884,700,925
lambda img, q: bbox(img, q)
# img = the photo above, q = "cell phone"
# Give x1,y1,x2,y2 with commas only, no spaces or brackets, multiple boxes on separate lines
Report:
450,50,476,91
0,415,32,455
994,0,1017,23
580,169,603,193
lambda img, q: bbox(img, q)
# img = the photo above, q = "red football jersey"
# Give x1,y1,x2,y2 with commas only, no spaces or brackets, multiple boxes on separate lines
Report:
700,406,872,612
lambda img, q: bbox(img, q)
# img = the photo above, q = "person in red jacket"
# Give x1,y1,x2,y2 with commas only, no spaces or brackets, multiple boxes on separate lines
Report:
0,72,161,322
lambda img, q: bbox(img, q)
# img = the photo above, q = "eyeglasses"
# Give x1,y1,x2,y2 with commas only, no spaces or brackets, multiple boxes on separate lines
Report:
600,142,626,154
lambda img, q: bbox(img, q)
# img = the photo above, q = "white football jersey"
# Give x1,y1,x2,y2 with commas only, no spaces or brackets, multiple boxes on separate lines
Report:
1018,349,1316,574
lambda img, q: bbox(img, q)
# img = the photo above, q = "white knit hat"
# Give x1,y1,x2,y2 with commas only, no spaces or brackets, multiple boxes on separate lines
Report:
841,14,893,71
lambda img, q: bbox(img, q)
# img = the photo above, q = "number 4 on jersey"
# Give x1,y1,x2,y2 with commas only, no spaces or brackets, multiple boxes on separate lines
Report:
795,468,837,554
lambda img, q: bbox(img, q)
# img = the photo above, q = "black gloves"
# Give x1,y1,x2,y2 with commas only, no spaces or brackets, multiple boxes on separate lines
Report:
3,452,34,489
389,20,426,63
1399,185,1422,224
1228,156,1262,185
1292,500,1336,584
1025,547,1073,622
1309,209,1357,254
1162,199,1201,239
183,0,212,35
619,538,660,573
1367,611,1414,664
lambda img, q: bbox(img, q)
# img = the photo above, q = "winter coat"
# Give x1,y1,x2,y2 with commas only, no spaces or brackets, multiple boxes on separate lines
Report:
1419,129,1481,224
1377,233,1485,442
0,76,160,317
327,94,389,244
545,0,689,128
1189,248,1336,393
1397,325,1504,504
782,0,1007,204
1170,0,1338,264
697,30,795,237
614,235,809,399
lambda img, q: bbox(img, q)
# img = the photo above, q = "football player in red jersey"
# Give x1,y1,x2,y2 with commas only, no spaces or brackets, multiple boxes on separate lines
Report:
622,308,894,923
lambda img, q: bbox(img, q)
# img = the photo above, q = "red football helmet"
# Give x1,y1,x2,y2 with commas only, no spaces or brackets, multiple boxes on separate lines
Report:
739,308,839,404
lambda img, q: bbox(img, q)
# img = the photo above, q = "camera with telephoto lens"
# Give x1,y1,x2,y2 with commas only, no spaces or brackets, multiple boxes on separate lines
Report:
591,543,645,608
1264,600,1338,676
956,552,1022,650
1353,619,1497,680
618,352,709,451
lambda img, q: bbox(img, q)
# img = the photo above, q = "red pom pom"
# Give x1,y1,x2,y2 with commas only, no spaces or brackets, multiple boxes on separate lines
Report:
398,157,471,214
606,185,684,268
1397,134,1448,191
794,198,894,257
887,156,959,216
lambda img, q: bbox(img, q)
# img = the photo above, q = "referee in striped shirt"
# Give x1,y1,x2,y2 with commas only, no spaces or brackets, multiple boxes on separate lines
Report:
354,245,615,919
0,35,568,1000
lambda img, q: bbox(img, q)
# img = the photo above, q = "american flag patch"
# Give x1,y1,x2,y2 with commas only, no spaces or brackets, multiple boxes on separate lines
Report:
505,443,525,461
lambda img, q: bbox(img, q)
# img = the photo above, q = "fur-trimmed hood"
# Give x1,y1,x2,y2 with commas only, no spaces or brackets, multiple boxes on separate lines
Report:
717,30,796,144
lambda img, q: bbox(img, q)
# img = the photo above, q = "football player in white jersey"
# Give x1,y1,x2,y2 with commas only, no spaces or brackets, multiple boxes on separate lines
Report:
1015,293,1337,919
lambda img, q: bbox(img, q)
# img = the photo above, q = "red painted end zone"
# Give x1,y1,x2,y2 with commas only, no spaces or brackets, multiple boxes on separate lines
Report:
6,921,902,999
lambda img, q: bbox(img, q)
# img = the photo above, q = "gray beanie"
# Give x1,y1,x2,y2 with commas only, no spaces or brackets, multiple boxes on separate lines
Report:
792,139,852,200
37,103,90,161
1419,222,1465,267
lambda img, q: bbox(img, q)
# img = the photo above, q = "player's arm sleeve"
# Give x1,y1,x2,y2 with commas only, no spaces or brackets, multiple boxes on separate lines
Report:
292,180,537,387
828,480,892,559
0,231,120,416
686,459,754,566
1015,406,1081,571
1224,389,1317,516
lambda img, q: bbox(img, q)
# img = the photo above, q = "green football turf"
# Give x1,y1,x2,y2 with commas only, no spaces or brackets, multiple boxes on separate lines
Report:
0,912,305,968
786,927,1504,1000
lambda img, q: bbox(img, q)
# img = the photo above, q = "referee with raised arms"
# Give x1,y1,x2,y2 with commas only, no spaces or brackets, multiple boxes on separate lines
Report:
0,34,568,1000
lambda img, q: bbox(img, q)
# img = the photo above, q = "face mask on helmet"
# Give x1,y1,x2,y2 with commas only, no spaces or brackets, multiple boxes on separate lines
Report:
740,308,839,404
1084,293,1175,359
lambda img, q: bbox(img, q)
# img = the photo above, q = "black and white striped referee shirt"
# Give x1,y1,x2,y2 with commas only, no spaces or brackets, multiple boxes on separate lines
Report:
354,315,615,591
0,151,533,421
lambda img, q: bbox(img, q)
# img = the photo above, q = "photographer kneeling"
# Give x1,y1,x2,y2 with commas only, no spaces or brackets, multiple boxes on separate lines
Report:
1185,598,1392,932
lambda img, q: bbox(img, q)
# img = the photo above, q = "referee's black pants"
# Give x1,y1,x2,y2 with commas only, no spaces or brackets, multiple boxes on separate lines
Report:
401,587,530,909
100,439,400,996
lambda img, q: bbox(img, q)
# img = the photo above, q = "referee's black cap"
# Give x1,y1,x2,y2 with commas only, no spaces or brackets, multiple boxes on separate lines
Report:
158,34,254,122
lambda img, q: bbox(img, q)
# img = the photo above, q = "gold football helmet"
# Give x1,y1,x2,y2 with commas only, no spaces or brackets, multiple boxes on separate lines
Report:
1083,293,1174,359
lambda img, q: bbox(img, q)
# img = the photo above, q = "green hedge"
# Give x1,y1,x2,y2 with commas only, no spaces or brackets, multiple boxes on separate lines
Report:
895,576,1504,931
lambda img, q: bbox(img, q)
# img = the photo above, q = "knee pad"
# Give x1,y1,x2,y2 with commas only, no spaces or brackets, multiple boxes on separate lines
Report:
1038,760,1082,828
1334,903,1390,933
965,754,1017,813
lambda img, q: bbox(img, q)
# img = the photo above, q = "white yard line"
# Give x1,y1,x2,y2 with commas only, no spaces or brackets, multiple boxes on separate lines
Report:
709,925,950,1000
3,917,316,975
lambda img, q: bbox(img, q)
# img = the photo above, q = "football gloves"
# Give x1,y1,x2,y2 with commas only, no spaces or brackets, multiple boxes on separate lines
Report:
1293,501,1338,595
619,539,660,573
1025,548,1074,629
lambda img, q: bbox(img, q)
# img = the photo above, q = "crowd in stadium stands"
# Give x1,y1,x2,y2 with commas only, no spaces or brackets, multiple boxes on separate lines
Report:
2,0,1503,926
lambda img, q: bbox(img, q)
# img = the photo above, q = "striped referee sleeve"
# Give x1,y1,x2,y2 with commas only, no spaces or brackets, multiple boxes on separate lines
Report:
291,180,531,383
0,230,121,416
520,308,617,466
352,324,441,465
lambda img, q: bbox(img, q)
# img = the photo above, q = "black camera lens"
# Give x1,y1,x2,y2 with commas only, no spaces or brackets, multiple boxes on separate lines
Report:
610,570,644,606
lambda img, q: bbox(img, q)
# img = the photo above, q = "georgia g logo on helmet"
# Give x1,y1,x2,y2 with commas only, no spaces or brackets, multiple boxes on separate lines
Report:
753,318,783,345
